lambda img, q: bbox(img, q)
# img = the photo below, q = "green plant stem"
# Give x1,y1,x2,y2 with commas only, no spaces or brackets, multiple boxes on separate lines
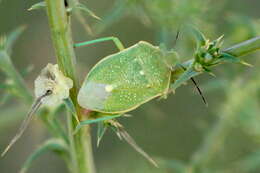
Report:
44,0,95,173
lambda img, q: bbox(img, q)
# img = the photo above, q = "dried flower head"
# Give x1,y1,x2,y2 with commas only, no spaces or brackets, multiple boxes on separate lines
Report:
34,63,73,106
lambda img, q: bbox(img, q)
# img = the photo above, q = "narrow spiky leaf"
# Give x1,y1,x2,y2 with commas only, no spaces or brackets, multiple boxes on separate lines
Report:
5,26,27,55
189,26,207,47
28,2,46,11
220,53,253,66
97,122,108,147
112,121,158,167
75,3,101,20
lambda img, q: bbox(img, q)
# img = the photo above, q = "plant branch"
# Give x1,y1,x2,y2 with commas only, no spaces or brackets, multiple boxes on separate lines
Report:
44,0,95,173
173,36,260,81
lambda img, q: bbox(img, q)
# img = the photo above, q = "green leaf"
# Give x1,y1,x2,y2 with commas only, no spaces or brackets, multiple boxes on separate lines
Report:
28,2,46,11
75,3,101,20
220,53,253,66
171,66,201,91
0,27,32,102
4,26,26,55
64,98,79,122
97,122,108,147
0,51,32,102
188,26,207,47
74,114,121,134
20,139,68,173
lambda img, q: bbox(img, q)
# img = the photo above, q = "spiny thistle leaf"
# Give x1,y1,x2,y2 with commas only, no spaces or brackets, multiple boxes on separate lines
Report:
189,26,207,47
5,26,27,55
28,2,46,11
0,50,31,101
97,122,108,147
109,120,158,167
20,139,68,173
220,52,253,66
75,3,101,20
74,114,121,134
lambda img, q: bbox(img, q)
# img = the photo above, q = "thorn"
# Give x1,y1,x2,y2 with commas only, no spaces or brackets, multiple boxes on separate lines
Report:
240,61,253,67
208,72,216,77
97,138,101,147
111,120,159,167
117,126,159,167
122,114,132,118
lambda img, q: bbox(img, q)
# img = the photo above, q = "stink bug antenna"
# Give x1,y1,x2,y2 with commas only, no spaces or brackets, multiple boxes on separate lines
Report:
190,77,208,106
179,64,208,106
1,90,52,157
173,30,208,106
173,29,180,48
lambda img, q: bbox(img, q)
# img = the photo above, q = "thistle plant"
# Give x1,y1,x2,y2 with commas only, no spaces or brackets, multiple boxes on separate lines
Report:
0,1,260,173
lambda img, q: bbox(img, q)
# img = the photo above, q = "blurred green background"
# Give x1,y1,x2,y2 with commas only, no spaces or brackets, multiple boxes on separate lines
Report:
0,0,260,173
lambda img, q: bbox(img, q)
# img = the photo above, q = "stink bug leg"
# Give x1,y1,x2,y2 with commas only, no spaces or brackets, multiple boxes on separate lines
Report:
74,36,125,51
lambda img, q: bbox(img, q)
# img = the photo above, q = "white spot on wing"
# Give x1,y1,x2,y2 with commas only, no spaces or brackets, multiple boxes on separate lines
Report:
139,71,145,75
105,85,114,92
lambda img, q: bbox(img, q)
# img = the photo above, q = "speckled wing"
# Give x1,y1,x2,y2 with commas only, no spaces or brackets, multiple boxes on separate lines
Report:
77,41,171,113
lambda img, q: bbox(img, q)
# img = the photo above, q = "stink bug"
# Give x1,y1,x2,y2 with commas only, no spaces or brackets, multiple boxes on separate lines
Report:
74,35,206,167
76,38,180,113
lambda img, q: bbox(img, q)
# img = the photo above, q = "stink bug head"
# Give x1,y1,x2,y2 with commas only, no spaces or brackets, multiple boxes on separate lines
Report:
161,50,180,70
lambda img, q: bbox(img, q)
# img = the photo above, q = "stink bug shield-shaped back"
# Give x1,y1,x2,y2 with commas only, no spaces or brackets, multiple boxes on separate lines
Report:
77,41,179,113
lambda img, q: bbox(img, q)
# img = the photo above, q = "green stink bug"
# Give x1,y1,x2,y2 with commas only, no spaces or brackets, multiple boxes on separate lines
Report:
74,35,205,167
77,40,179,113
